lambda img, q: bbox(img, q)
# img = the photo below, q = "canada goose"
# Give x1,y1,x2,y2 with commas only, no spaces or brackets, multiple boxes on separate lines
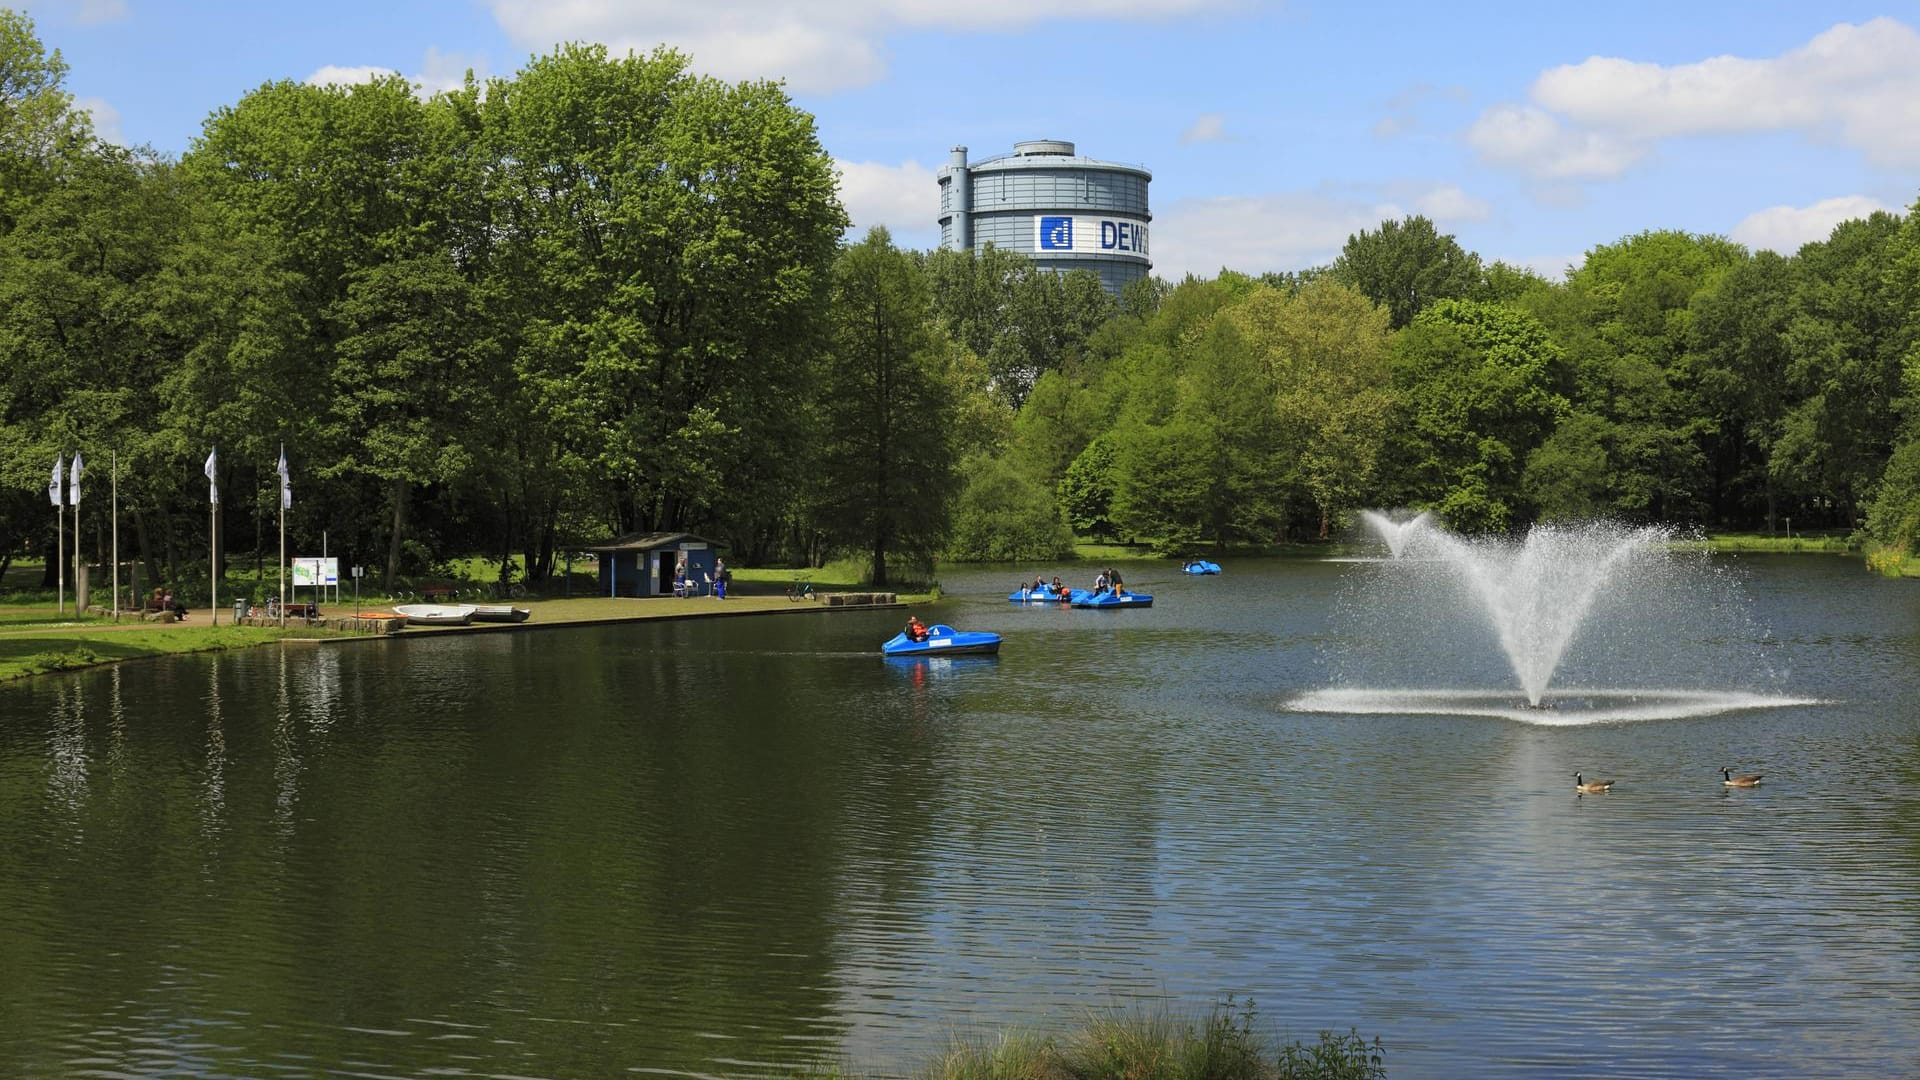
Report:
1574,772,1615,794
1722,767,1763,788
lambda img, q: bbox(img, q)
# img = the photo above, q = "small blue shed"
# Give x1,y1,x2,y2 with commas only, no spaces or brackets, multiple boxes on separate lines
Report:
586,532,724,597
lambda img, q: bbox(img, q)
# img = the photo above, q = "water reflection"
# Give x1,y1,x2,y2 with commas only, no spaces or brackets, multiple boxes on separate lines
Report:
2,559,1919,1077
201,654,224,833
47,680,88,816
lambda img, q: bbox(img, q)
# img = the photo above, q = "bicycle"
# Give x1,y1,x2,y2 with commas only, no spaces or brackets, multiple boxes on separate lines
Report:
786,579,817,602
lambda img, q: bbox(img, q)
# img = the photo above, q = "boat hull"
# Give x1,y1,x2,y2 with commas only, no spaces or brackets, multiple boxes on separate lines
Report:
1008,588,1069,603
471,605,532,623
1069,590,1154,609
394,603,477,626
882,624,1002,657
1181,561,1222,575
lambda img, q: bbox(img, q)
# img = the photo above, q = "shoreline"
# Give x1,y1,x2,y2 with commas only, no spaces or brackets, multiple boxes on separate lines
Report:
0,593,909,684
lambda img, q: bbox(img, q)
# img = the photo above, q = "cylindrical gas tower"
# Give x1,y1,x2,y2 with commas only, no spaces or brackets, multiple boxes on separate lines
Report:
937,139,1151,295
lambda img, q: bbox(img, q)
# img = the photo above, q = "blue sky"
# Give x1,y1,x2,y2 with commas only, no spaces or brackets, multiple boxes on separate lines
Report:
21,0,1920,280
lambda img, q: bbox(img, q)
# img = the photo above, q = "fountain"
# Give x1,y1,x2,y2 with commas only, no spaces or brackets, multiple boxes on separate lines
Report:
1294,513,1813,724
1358,509,1433,560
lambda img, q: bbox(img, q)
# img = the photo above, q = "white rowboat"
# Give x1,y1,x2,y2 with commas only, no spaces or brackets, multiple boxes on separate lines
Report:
472,605,532,623
395,603,477,626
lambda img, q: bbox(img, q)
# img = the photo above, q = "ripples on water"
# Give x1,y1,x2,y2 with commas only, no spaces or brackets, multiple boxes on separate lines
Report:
2,555,1919,1077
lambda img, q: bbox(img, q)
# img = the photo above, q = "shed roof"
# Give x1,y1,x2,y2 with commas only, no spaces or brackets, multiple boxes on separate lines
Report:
583,531,722,553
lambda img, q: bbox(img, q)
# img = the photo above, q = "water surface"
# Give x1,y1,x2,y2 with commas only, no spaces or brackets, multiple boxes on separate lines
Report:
2,555,1918,1077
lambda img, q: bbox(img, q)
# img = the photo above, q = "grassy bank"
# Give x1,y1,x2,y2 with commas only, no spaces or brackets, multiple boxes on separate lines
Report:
0,622,337,681
807,1002,1384,1080
1686,531,1858,554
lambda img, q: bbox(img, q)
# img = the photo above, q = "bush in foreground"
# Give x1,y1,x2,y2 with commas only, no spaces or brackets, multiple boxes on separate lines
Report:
809,999,1384,1080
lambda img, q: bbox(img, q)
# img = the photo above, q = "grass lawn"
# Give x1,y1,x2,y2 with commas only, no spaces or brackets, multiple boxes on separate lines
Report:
0,623,335,681
1685,532,1858,553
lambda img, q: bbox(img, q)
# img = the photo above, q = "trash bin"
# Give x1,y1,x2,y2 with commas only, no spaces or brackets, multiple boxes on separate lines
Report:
233,598,250,620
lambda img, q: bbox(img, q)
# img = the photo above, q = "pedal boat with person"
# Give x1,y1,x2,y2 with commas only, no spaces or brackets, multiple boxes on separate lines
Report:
881,623,1002,657
1069,588,1154,609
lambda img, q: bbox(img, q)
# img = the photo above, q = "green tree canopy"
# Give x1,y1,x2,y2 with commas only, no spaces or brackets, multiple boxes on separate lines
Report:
1332,215,1482,330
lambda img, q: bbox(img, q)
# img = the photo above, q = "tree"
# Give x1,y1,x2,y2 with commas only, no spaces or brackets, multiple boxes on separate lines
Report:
1532,229,1744,523
480,44,843,561
817,227,960,585
1383,299,1569,531
946,453,1074,562
1058,436,1118,540
924,245,1113,407
1331,215,1482,329
1689,250,1797,530
189,74,490,586
1223,280,1393,537
1775,212,1910,529
0,9,91,230
1111,318,1282,548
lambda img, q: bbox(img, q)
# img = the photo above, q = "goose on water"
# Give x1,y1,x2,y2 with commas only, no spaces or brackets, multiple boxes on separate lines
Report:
1722,767,1763,788
1574,772,1615,794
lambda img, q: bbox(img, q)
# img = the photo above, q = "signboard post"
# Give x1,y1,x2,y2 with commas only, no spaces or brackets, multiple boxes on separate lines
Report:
292,557,340,613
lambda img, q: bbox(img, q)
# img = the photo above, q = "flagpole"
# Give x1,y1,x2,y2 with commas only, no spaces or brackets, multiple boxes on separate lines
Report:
205,446,219,626
72,465,80,614
276,444,289,627
111,451,119,620
56,460,64,618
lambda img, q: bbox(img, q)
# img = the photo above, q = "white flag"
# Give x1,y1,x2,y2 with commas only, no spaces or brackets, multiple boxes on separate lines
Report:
49,455,63,508
204,446,219,505
69,452,82,507
277,444,292,510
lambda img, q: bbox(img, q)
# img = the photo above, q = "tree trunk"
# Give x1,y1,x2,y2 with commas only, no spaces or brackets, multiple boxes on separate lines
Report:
254,478,265,587
133,507,160,590
384,478,409,592
161,507,179,587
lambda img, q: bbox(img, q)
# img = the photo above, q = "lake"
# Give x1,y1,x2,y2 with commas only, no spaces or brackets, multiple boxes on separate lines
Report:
2,554,1917,1077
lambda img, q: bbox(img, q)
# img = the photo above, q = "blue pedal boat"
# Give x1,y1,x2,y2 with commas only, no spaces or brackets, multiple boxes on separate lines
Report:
1180,560,1222,575
1069,589,1154,609
1009,585,1070,603
882,624,1002,657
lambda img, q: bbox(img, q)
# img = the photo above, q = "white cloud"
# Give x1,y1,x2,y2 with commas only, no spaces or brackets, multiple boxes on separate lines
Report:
1180,113,1229,145
305,49,486,98
72,95,122,145
836,158,938,237
73,0,127,23
1465,104,1645,179
1411,183,1490,222
1151,192,1400,280
1470,17,1920,178
37,0,128,24
307,65,398,87
1373,83,1469,139
1496,253,1579,282
1730,195,1893,253
487,0,1237,94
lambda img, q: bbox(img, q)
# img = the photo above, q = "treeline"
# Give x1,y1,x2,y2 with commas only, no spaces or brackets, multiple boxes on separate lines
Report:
917,206,1920,570
8,10,1920,595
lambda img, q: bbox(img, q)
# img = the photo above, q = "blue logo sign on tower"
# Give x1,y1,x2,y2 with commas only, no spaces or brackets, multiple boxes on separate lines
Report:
1039,216,1073,250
